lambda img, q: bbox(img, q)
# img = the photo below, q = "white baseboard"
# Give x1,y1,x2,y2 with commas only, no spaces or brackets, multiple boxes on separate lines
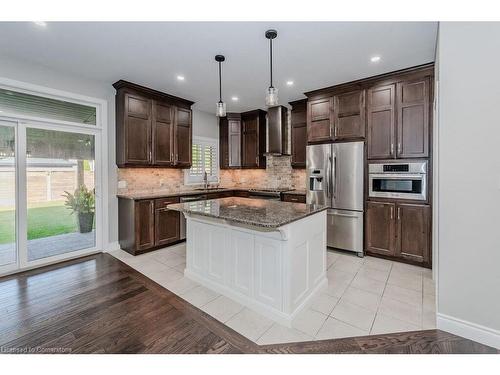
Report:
437,312,500,349
104,241,120,253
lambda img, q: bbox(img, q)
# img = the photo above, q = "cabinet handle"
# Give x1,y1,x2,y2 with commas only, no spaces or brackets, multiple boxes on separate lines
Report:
390,143,394,155
397,142,402,155
397,207,401,220
390,206,394,220
334,125,337,137
149,150,152,161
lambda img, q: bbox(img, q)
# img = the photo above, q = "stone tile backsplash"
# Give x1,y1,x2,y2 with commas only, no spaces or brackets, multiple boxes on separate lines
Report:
117,155,306,194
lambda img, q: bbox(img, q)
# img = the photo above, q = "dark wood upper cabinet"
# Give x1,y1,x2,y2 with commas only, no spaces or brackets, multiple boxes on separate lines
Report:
397,77,430,158
307,97,333,142
174,107,192,167
333,90,365,140
120,93,152,165
152,100,174,166
396,203,430,264
290,99,307,168
154,197,180,247
241,110,267,168
219,113,241,169
366,201,396,256
367,84,396,159
114,80,193,168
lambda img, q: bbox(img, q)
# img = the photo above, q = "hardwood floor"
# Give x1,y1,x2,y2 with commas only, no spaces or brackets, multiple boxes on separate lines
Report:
0,254,496,354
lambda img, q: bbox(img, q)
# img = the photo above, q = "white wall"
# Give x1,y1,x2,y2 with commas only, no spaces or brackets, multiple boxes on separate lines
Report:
437,22,500,348
192,109,218,140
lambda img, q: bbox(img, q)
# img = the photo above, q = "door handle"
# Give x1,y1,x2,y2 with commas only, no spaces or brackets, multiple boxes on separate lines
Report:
329,212,359,218
397,207,401,220
390,206,394,220
333,154,337,199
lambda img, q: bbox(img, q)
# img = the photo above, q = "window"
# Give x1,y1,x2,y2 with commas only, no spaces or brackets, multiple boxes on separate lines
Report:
185,137,218,184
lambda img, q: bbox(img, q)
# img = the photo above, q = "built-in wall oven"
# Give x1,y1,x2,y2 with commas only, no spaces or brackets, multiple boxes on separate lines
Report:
368,161,428,201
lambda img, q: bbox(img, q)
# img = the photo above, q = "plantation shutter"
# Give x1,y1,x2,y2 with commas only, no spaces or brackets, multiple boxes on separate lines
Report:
185,137,219,184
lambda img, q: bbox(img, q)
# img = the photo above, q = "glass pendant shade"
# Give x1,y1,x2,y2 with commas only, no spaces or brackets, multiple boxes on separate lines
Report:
216,101,226,117
265,86,279,107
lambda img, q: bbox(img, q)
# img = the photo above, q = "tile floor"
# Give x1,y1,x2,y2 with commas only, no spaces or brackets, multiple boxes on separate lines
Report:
110,244,436,345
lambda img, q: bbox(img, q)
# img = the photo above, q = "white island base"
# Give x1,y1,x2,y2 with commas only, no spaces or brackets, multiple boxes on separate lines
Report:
183,211,327,327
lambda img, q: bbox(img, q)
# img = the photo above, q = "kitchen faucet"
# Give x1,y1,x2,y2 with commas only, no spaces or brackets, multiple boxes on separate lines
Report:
203,171,208,190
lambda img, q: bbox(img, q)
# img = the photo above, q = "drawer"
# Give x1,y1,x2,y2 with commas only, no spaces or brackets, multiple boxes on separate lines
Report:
282,193,306,203
154,197,179,209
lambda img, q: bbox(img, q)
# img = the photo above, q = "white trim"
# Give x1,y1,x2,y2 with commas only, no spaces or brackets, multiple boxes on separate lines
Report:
437,313,500,349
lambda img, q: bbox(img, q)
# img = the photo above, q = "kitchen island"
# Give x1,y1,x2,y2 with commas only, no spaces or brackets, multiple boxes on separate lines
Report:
167,197,328,326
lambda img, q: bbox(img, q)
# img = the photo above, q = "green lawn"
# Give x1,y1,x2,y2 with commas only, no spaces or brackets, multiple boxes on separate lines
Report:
0,202,77,244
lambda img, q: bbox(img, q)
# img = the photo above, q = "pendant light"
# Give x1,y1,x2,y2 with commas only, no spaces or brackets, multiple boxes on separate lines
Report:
215,55,226,117
265,29,278,106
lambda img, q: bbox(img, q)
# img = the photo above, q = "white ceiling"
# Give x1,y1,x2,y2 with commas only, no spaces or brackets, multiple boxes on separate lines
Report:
0,22,437,113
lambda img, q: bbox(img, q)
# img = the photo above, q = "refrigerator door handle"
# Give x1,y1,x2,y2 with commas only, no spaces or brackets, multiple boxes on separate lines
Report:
333,153,337,199
327,155,333,199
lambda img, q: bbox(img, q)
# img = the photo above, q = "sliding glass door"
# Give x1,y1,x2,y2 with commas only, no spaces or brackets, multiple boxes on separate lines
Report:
0,120,101,274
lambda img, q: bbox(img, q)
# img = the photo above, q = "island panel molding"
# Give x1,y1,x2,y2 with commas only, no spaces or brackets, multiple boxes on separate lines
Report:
181,210,327,326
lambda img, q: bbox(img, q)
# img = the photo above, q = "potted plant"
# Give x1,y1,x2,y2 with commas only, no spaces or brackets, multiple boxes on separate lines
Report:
63,185,95,233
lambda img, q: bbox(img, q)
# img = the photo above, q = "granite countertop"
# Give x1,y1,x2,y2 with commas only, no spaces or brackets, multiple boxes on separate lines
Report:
117,188,234,200
167,197,328,228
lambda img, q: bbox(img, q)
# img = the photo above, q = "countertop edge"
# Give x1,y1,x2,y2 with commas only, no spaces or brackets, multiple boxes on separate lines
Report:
168,204,328,229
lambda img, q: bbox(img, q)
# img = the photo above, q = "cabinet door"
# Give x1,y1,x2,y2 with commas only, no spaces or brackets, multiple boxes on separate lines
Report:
396,203,430,263
291,123,307,167
307,97,333,142
134,200,155,251
124,93,152,165
334,90,365,140
366,201,396,256
397,78,430,158
152,101,174,166
154,198,180,246
228,120,241,167
174,107,192,167
367,85,396,159
242,117,258,167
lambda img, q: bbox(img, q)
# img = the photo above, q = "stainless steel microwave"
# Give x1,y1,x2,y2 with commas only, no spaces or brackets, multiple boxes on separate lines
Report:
368,161,428,201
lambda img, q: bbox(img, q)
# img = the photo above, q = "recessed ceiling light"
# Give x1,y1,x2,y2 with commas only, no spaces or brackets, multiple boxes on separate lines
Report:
176,75,185,81
370,56,381,63
286,80,294,86
231,96,239,101
33,21,47,27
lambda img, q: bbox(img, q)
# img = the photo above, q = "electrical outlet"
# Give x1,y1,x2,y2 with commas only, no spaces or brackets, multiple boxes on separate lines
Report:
117,180,127,189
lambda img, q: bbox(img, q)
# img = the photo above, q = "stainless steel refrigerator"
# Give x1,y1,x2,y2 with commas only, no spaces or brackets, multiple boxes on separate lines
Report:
306,141,364,256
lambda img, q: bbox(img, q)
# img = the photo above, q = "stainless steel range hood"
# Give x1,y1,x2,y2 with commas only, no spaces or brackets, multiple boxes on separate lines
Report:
265,105,290,156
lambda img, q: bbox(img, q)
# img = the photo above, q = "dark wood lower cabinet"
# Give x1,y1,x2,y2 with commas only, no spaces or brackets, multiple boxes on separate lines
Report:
281,193,306,203
366,201,396,256
118,197,181,255
366,200,431,267
396,203,430,263
154,198,180,247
